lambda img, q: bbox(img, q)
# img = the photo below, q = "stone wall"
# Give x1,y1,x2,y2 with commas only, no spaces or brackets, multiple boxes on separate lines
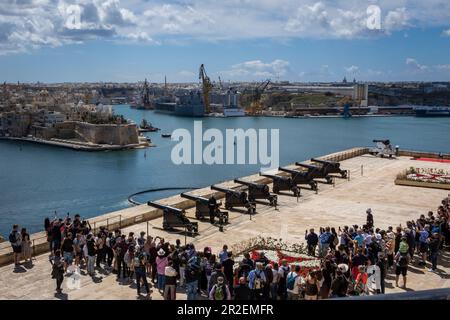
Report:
74,122,139,145
33,121,139,146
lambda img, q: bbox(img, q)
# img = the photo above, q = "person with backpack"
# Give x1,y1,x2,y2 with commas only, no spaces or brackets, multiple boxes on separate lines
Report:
134,248,150,297
50,249,65,293
209,263,227,293
185,254,201,300
9,224,22,266
395,248,410,288
319,227,332,258
248,262,267,300
277,259,290,300
286,265,304,300
209,276,231,300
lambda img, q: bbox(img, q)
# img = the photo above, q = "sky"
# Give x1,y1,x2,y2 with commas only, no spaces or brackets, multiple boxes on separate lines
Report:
1,0,450,83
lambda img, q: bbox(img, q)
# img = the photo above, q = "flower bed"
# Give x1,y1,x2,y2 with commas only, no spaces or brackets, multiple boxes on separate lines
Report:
232,237,321,277
397,167,450,185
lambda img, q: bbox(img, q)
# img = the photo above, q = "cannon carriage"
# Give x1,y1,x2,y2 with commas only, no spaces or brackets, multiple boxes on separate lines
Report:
210,185,256,214
278,166,318,191
295,162,333,184
147,201,198,235
310,158,348,178
259,173,300,197
180,193,229,223
234,179,277,206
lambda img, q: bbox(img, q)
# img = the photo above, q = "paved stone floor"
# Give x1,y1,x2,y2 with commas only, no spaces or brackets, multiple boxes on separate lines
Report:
0,155,449,300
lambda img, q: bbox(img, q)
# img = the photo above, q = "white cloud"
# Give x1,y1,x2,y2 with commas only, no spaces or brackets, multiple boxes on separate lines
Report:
345,65,359,74
406,58,428,71
1,0,450,54
443,29,450,36
221,59,290,80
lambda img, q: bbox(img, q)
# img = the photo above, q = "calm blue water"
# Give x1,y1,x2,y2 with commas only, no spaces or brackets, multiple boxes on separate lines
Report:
0,105,449,237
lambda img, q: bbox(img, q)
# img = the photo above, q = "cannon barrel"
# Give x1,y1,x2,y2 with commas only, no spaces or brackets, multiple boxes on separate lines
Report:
295,162,318,169
211,184,240,194
278,166,302,174
180,192,209,203
373,139,390,144
234,179,261,187
260,173,289,181
147,201,184,214
311,158,337,165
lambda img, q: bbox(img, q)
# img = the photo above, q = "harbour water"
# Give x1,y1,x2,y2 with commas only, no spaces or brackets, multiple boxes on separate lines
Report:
1,105,449,237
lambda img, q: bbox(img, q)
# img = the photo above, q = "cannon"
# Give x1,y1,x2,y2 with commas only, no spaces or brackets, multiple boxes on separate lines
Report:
310,158,348,178
210,185,256,214
369,139,396,158
234,179,277,207
180,193,229,223
278,167,318,191
259,173,300,198
147,201,198,235
295,162,333,184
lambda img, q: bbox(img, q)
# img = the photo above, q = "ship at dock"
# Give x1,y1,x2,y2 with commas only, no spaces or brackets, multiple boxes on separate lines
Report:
413,106,450,117
154,91,205,117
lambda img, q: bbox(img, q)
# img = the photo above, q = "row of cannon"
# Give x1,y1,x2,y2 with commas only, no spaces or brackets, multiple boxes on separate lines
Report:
148,158,347,235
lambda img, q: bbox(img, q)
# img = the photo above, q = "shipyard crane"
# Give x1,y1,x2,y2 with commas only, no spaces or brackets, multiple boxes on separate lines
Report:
199,64,212,114
248,79,270,115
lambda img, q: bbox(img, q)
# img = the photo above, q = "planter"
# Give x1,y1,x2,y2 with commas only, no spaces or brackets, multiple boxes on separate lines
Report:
395,179,450,190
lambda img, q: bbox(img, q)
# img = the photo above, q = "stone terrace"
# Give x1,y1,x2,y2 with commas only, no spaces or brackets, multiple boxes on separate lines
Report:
0,154,449,299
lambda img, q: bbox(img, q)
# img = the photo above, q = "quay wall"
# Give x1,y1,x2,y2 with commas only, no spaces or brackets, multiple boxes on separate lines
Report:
33,121,139,146
0,146,369,267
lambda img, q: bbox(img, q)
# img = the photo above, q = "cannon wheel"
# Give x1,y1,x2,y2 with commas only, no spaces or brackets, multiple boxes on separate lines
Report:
341,171,347,178
326,176,332,184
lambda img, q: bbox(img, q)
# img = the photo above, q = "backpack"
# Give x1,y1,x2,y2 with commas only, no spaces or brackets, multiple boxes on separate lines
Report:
9,231,18,244
253,270,264,290
214,284,226,300
287,273,298,290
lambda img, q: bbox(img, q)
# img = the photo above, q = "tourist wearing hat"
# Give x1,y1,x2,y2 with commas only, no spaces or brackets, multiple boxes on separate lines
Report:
156,248,168,292
330,265,349,298
208,262,227,293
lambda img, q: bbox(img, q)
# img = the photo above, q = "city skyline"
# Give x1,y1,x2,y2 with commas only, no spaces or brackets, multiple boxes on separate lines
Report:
1,0,450,82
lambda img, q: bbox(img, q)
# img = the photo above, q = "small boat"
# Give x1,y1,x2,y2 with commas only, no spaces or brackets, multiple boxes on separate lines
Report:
161,133,171,138
139,119,160,132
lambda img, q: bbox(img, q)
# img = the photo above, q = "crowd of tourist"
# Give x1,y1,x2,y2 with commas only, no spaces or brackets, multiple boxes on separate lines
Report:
7,198,450,299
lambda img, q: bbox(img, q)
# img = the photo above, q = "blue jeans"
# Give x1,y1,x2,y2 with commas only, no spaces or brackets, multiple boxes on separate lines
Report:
157,273,165,290
186,280,198,300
